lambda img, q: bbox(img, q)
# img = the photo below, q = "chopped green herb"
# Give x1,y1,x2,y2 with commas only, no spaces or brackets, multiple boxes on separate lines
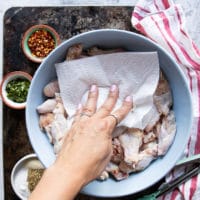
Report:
6,78,30,103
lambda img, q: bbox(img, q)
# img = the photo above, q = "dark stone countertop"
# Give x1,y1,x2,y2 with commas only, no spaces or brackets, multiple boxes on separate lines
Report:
3,7,159,200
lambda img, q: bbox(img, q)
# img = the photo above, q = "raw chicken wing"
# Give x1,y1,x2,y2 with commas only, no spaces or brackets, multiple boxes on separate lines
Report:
119,129,143,165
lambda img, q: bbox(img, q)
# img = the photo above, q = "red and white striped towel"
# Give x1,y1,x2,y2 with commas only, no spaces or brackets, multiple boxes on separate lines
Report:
132,0,200,199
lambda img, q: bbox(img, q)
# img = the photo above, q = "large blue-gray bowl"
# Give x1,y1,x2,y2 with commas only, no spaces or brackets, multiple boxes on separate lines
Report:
26,29,193,197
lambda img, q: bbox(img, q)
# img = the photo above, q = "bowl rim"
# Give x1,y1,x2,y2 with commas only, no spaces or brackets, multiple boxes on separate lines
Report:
0,71,32,109
26,29,193,197
21,24,61,63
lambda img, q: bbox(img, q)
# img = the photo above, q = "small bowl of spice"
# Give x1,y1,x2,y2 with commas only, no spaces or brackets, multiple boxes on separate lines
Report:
21,24,60,63
0,71,32,109
11,154,45,199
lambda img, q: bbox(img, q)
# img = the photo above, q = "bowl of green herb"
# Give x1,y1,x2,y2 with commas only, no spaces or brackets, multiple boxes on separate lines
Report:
0,71,32,109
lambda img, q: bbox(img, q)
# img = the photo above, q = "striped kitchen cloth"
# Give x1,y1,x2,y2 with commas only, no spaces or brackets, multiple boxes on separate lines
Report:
131,0,200,199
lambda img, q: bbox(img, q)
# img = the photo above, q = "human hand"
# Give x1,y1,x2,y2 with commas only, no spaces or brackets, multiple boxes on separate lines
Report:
29,84,133,200
54,84,133,185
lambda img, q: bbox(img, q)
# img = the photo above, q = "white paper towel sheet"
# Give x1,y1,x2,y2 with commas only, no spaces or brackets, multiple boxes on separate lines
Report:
55,52,160,129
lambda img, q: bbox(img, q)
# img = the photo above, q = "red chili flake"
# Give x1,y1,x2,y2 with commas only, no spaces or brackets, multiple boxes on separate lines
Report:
28,29,55,58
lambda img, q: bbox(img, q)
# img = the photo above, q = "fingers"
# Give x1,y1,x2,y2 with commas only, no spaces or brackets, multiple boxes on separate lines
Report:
95,85,119,118
73,84,133,130
106,95,133,128
82,84,98,116
73,103,83,123
73,85,98,122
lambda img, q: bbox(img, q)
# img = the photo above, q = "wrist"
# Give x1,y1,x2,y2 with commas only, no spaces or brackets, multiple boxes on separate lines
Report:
29,162,84,200
48,161,86,190
29,162,85,200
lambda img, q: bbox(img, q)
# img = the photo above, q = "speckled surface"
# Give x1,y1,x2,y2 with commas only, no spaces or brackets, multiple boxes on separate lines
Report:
3,6,158,200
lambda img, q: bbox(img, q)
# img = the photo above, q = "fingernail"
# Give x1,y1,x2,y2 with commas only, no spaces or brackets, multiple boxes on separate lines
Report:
125,95,132,102
110,84,117,92
90,84,97,92
77,103,82,110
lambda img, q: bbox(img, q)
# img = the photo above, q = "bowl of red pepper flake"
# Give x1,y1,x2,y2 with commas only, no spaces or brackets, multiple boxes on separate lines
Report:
21,24,61,63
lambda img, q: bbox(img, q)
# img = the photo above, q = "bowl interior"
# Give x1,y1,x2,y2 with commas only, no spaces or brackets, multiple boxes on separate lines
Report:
26,29,192,197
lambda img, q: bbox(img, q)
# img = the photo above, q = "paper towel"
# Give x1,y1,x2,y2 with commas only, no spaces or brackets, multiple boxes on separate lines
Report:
55,52,159,129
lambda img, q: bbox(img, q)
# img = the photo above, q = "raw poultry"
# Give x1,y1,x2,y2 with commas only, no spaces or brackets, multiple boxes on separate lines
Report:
37,44,176,181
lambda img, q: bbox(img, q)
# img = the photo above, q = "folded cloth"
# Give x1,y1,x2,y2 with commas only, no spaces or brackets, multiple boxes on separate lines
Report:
132,0,200,199
55,52,159,129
